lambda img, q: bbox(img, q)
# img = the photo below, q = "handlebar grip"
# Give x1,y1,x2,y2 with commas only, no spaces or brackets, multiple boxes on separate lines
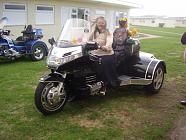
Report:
2,30,10,35
84,42,99,51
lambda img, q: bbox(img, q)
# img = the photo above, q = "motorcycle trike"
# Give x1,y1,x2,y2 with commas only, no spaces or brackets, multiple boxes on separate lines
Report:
34,19,166,115
0,17,48,61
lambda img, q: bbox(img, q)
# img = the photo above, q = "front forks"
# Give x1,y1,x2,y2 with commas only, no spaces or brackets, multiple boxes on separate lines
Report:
57,82,64,94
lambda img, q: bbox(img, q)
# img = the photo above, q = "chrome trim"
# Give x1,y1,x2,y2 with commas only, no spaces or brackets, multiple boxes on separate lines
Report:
54,72,67,78
151,60,161,80
130,79,152,85
86,75,96,78
87,82,102,95
39,72,66,83
120,78,152,86
57,82,64,93
85,76,96,80
145,59,154,79
39,80,62,83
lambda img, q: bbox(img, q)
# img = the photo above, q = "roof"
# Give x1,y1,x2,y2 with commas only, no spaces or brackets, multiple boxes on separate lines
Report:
70,0,141,8
91,0,141,8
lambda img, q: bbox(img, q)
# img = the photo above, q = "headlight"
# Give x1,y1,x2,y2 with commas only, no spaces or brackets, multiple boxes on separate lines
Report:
47,56,63,67
47,52,82,68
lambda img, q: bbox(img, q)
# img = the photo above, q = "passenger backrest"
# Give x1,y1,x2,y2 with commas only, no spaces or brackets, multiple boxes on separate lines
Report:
25,25,33,33
112,28,128,50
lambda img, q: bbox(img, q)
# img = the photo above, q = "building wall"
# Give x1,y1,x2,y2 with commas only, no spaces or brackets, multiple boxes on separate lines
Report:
130,18,176,28
131,17,186,28
0,0,130,46
174,20,186,27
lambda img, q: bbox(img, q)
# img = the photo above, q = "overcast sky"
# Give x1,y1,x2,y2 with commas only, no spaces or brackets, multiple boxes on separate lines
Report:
129,0,186,17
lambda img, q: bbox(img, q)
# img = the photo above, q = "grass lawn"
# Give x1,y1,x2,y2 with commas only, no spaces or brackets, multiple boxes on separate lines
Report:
1,26,186,140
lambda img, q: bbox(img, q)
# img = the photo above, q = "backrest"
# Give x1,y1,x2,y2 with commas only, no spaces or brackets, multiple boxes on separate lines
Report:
25,25,33,33
113,28,128,47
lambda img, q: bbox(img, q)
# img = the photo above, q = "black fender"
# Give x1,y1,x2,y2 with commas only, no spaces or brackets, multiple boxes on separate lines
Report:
0,37,9,46
25,40,48,55
127,52,166,80
39,72,65,83
145,59,166,80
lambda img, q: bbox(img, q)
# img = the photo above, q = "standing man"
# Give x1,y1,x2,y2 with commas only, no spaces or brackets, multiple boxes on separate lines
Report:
180,32,186,105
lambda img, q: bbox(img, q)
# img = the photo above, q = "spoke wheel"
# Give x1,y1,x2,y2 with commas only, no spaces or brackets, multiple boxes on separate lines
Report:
145,64,164,93
153,67,164,90
34,47,44,60
35,82,67,115
30,44,47,61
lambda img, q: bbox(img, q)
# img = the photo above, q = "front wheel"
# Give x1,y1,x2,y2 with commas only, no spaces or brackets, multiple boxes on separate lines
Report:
145,64,165,93
30,43,47,61
35,82,67,115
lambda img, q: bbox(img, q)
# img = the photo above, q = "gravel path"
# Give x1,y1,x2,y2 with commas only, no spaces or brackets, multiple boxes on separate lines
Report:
165,107,186,140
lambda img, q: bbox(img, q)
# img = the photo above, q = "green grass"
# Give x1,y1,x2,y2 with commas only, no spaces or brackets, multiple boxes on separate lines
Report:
1,26,186,140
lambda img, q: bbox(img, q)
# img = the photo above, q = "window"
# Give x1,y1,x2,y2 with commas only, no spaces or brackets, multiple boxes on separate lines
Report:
3,3,27,25
61,7,89,27
70,8,89,20
115,11,127,26
71,8,78,18
95,9,105,18
36,5,54,25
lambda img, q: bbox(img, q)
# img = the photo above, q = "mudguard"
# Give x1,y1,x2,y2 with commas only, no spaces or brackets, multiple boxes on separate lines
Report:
39,72,65,83
145,59,166,80
25,40,48,55
0,36,10,46
127,52,166,80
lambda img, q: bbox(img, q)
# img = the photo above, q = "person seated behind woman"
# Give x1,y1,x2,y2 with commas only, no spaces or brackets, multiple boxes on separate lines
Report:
88,16,119,95
113,17,138,64
112,17,130,64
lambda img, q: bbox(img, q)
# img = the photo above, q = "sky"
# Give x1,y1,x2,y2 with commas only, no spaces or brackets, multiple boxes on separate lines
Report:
129,0,186,17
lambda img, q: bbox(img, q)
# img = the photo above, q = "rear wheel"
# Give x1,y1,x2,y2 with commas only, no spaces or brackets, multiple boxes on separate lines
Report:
35,82,67,115
30,43,47,61
145,64,164,93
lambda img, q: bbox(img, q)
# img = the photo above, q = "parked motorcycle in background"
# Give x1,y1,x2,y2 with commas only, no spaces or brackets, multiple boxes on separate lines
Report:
0,17,48,61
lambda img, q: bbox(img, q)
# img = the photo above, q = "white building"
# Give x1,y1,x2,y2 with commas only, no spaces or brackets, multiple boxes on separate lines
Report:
130,15,186,28
0,0,140,44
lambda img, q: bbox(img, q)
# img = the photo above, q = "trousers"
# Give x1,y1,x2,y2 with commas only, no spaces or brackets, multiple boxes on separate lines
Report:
95,55,118,87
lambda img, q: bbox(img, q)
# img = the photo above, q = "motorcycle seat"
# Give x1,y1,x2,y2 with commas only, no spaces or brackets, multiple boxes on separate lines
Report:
22,25,34,34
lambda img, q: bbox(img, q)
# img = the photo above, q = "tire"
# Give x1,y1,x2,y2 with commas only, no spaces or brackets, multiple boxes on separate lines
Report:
30,43,47,61
34,82,67,115
145,64,164,93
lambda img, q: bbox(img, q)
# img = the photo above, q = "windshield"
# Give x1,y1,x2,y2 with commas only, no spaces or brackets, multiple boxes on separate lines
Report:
57,18,91,47
0,17,8,29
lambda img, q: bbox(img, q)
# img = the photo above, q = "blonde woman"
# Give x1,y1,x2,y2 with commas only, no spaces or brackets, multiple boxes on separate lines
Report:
88,17,119,94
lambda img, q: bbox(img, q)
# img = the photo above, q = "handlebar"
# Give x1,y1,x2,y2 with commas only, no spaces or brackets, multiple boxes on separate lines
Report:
0,29,10,36
83,41,100,51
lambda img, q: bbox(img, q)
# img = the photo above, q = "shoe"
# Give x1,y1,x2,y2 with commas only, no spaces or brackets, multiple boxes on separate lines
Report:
99,82,106,95
180,100,186,105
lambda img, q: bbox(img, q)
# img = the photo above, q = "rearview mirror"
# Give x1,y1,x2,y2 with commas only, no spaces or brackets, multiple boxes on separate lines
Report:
48,37,56,46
